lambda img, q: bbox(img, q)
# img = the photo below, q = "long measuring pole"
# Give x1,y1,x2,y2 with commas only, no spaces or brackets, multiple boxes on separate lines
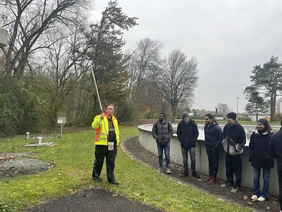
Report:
91,66,103,112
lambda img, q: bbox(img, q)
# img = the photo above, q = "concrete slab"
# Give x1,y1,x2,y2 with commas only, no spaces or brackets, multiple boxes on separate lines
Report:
23,142,54,147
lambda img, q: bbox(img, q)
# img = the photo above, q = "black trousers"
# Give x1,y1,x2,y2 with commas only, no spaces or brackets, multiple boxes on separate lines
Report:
206,147,220,177
92,145,117,182
225,153,242,187
278,170,282,210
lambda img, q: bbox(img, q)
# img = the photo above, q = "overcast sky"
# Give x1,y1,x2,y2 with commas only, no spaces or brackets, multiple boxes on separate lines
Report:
91,0,282,113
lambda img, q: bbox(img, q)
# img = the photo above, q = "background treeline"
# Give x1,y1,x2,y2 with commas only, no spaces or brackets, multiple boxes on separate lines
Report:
0,0,199,136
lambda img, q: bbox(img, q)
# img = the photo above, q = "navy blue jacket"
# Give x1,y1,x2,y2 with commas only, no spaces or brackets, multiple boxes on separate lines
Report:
177,119,199,148
248,130,274,169
204,120,223,151
269,128,282,171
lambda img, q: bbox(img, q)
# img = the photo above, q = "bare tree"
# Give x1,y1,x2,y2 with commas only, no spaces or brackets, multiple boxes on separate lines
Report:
127,38,163,117
154,49,199,119
216,103,230,114
128,38,163,104
0,0,91,76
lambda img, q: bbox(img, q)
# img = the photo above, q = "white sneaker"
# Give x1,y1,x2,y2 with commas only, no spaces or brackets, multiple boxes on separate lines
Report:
258,196,266,202
251,195,258,200
231,187,239,193
166,168,171,174
157,167,163,172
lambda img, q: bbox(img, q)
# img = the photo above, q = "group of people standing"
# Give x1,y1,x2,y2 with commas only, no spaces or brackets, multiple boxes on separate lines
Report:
151,111,282,211
90,104,282,212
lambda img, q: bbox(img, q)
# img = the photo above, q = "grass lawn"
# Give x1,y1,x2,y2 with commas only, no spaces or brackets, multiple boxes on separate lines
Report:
0,126,252,212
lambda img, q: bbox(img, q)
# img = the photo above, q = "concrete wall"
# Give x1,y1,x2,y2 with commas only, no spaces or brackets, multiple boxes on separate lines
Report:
138,124,279,196
0,27,8,47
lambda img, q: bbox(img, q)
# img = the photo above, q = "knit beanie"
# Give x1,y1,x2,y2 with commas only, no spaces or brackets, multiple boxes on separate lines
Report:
258,118,268,129
226,112,237,121
182,112,189,119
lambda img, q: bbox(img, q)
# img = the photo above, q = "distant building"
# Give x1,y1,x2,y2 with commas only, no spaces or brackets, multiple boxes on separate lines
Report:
248,113,270,122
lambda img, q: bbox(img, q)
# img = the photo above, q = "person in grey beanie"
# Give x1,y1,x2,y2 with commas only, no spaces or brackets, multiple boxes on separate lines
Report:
221,112,246,193
176,112,200,178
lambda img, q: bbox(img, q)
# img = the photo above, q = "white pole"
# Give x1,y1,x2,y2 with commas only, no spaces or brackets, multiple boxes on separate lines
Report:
90,65,108,137
91,66,103,112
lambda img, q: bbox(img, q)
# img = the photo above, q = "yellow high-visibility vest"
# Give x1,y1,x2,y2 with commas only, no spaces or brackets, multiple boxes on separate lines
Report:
91,113,120,146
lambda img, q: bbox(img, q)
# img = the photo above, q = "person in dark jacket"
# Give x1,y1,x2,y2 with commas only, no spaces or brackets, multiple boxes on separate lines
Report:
269,120,282,211
204,114,223,184
152,113,174,174
221,112,246,194
248,119,274,202
176,112,200,178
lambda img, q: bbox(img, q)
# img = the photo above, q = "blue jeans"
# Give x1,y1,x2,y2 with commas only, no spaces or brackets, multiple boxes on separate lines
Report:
181,147,196,174
253,167,271,199
157,143,170,169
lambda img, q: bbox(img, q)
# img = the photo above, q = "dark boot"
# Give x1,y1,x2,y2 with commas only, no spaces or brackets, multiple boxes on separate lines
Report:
192,171,200,179
180,172,188,177
208,177,217,184
203,176,212,182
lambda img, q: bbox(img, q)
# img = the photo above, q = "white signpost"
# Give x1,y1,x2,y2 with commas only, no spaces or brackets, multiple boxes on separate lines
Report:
57,117,66,138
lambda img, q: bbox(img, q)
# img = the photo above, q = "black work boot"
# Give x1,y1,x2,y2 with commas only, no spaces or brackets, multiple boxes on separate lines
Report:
180,172,188,177
192,171,200,179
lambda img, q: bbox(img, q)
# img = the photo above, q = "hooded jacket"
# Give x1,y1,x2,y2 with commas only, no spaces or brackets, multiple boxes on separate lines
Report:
204,120,223,150
222,121,246,154
248,129,274,169
177,118,199,148
152,118,173,145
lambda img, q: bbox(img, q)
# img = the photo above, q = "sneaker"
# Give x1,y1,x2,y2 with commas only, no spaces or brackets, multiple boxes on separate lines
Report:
231,186,240,193
258,196,266,202
251,195,258,200
157,167,163,172
220,182,234,187
166,168,171,174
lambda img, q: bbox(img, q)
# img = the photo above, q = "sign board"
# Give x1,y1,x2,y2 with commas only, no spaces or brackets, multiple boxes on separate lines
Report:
0,27,8,47
57,117,66,124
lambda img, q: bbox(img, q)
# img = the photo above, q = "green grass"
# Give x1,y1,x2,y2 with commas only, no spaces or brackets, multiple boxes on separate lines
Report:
0,126,251,212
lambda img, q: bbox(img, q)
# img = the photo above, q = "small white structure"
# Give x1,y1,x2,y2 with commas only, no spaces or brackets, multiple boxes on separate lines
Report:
24,135,54,147
0,27,8,47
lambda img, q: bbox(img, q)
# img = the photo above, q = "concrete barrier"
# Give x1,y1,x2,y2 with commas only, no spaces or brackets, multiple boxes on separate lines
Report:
138,124,279,196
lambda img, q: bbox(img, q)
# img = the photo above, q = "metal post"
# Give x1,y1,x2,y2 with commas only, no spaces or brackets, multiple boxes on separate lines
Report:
61,124,63,138
37,137,42,145
237,97,239,114
26,132,30,140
